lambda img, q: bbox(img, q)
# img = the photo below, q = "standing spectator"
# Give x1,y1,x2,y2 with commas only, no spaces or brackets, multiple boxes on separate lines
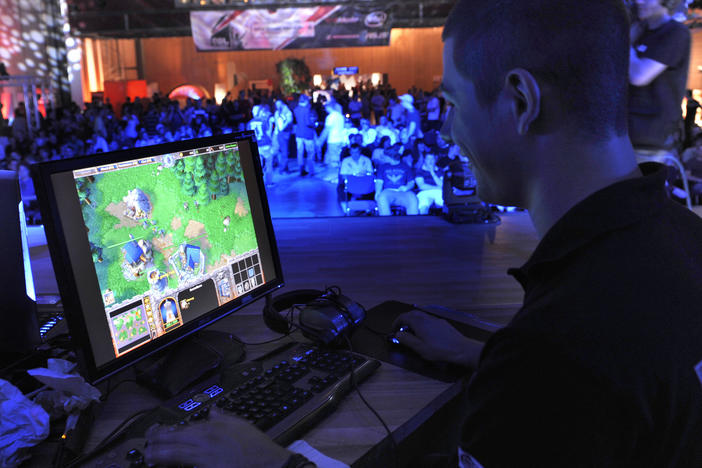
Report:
293,95,316,176
370,91,386,124
273,99,293,173
684,89,700,148
317,101,345,167
426,90,442,132
628,0,690,156
348,95,363,127
399,94,423,139
248,104,275,186
388,97,406,128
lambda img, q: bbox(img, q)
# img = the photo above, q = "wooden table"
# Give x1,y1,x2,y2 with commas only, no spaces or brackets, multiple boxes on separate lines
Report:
27,213,537,466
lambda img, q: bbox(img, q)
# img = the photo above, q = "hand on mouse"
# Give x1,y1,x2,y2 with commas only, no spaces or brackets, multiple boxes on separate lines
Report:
392,310,484,369
144,409,291,468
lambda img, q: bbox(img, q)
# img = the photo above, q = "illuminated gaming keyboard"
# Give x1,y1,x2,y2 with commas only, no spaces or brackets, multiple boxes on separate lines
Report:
79,342,380,467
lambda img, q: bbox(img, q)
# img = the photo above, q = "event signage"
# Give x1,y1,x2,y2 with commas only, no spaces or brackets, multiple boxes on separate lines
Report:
190,6,392,51
333,66,359,75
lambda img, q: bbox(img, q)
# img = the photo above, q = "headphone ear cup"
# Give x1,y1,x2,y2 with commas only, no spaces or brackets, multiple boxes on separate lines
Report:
263,289,324,334
298,292,366,345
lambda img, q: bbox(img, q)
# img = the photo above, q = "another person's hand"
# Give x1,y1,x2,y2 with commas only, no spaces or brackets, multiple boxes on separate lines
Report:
392,310,484,369
145,410,292,468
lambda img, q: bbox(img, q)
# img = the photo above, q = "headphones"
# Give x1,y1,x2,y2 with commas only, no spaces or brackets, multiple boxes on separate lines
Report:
262,288,365,345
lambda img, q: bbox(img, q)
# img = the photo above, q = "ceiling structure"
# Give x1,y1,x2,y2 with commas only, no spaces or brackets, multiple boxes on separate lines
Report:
66,0,457,37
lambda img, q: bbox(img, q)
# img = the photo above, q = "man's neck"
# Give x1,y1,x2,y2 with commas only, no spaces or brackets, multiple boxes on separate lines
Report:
526,135,641,239
646,12,670,30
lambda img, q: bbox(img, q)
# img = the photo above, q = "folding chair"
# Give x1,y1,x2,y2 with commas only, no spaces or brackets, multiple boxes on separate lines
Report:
343,173,378,216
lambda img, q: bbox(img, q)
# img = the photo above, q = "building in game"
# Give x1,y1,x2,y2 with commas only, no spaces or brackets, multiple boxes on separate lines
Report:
184,244,201,272
122,239,153,277
170,243,205,282
123,188,152,221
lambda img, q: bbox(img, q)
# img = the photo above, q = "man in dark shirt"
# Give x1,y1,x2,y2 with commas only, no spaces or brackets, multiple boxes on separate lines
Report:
144,1,702,467
393,0,702,466
293,95,316,176
375,145,419,216
628,0,690,152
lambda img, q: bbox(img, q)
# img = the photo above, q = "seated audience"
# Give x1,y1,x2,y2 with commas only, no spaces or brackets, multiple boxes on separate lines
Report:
375,147,418,216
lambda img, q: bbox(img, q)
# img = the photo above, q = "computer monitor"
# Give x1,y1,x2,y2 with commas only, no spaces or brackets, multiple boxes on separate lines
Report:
32,132,284,383
0,170,40,357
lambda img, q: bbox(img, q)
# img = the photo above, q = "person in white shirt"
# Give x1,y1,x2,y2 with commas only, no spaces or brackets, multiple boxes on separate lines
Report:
340,143,373,176
316,101,345,167
339,143,374,213
273,100,293,173
359,119,377,147
375,115,399,145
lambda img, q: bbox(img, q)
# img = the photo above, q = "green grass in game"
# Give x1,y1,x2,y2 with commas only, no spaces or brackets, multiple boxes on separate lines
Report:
76,150,258,307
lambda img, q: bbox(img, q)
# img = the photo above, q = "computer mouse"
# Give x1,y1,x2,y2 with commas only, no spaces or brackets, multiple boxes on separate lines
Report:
388,325,414,346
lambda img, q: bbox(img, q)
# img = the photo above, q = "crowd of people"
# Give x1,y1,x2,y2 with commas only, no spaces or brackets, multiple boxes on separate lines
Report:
0,80,476,217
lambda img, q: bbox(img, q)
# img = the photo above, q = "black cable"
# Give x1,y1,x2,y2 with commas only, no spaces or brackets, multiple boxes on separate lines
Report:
100,378,138,402
342,334,399,468
63,406,159,468
230,324,300,346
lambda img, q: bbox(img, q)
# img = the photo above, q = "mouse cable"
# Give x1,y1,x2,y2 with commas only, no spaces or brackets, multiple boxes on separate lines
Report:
342,334,399,468
230,323,302,346
63,405,160,468
100,378,138,402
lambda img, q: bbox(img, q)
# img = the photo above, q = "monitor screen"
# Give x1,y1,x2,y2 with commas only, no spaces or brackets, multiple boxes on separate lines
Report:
32,133,284,382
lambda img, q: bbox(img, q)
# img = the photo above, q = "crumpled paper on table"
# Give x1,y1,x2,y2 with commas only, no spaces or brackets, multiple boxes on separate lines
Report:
0,379,49,467
28,358,101,416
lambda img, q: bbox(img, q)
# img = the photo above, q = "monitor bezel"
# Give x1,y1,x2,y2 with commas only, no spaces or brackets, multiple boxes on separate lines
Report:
32,132,284,383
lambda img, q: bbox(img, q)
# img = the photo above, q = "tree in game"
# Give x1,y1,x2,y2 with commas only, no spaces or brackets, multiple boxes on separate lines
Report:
225,150,242,183
218,177,230,196
207,173,220,201
173,159,186,182
182,173,196,197
76,179,92,206
192,157,211,205
196,179,211,206
90,243,103,263
215,153,228,177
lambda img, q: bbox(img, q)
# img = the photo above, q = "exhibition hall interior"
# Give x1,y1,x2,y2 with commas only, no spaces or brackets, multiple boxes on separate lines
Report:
1,0,702,466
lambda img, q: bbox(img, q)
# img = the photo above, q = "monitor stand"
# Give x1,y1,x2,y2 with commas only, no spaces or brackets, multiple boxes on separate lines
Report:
135,329,245,399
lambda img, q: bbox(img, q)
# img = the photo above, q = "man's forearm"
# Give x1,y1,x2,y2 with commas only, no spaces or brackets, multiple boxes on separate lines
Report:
452,337,484,369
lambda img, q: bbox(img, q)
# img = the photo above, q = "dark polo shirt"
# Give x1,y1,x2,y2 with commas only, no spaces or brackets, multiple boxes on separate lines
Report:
460,170,702,467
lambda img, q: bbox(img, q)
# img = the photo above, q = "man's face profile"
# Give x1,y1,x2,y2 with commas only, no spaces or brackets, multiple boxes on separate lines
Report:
441,37,498,204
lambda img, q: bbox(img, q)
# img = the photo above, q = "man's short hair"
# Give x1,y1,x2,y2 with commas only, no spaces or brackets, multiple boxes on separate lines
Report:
662,0,682,11
443,0,629,139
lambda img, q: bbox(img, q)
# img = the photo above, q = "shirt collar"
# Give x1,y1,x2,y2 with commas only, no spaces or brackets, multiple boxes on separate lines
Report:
508,167,668,289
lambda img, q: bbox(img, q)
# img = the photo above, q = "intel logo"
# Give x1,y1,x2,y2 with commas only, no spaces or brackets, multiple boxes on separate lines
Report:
365,11,388,28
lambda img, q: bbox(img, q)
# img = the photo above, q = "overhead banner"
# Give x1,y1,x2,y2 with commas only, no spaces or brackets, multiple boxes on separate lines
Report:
190,6,392,51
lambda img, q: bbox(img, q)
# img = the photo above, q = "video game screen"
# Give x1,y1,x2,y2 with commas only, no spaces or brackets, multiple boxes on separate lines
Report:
72,142,265,359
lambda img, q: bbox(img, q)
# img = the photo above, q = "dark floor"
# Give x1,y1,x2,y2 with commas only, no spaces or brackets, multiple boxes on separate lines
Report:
266,162,344,218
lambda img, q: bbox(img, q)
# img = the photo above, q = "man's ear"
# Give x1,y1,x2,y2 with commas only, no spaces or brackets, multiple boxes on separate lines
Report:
504,69,541,136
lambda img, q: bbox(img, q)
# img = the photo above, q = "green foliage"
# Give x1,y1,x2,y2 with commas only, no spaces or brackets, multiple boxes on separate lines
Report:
275,58,312,96
218,178,230,196
215,153,228,177
76,154,259,307
182,173,196,197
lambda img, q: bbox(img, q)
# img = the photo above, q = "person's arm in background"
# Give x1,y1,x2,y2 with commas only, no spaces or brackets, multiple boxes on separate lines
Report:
374,178,384,200
629,47,667,86
415,175,433,191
